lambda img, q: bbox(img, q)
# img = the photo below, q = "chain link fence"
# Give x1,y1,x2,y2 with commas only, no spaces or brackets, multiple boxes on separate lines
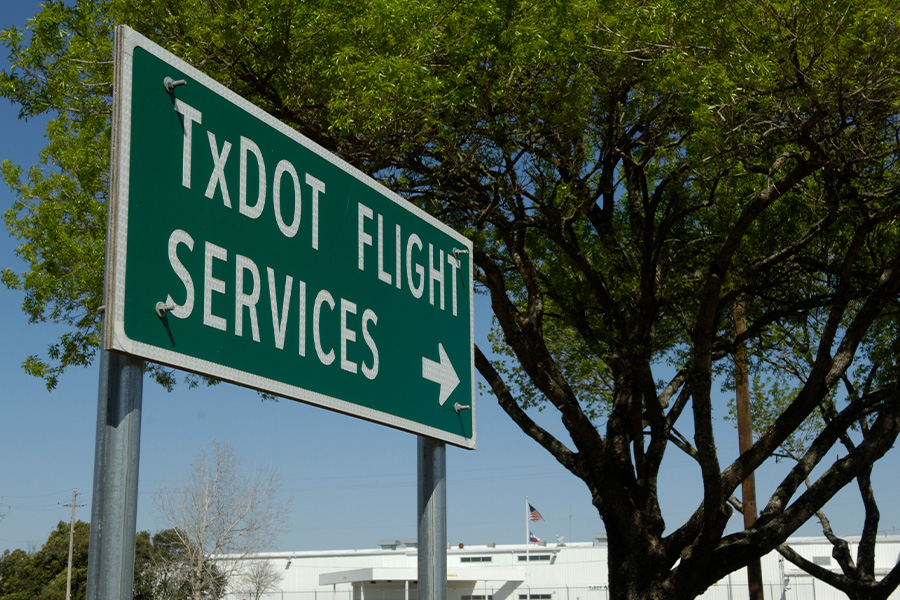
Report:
244,579,900,600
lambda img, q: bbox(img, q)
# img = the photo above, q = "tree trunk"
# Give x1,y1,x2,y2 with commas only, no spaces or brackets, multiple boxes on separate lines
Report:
607,534,672,600
193,558,204,600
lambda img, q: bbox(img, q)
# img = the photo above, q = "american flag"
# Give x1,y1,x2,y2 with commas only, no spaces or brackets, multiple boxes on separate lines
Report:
529,504,545,522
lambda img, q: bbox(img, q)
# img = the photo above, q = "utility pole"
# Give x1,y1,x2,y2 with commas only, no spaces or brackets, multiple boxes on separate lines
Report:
64,489,82,600
734,301,764,600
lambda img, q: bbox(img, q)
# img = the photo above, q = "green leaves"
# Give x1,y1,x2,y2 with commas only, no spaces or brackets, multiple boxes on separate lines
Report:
0,520,90,600
3,1,900,595
1,0,112,389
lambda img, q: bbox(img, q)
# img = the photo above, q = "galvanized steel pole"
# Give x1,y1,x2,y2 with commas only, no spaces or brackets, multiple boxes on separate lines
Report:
418,437,447,600
85,348,143,600
86,28,144,596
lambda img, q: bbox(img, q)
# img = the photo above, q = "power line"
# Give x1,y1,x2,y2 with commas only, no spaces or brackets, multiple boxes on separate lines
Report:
0,489,78,499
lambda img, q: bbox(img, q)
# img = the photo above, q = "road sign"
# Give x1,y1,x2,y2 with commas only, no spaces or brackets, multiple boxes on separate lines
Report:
105,26,475,448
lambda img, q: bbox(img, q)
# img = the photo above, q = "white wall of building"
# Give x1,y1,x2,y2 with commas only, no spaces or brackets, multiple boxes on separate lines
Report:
223,536,900,600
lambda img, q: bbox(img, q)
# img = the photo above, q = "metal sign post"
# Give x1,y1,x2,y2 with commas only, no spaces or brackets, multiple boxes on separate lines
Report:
85,348,144,600
418,437,447,600
85,28,146,599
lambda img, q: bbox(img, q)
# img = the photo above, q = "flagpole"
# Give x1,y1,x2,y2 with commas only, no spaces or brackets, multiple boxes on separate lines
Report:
525,496,530,549
525,496,530,592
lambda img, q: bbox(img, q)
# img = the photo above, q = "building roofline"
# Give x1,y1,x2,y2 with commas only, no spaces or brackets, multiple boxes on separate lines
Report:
229,534,900,561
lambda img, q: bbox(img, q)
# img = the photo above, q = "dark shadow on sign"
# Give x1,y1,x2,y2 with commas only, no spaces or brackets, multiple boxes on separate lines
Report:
159,315,176,347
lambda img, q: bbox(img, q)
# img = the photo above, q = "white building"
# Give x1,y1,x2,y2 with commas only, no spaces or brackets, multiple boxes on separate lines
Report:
225,536,900,600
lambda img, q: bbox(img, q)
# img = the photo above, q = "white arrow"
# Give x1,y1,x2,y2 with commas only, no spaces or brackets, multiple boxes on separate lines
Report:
422,343,460,406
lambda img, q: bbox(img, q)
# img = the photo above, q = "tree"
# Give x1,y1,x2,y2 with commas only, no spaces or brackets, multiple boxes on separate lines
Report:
0,520,90,600
0,549,38,600
134,529,228,600
777,502,900,600
133,530,162,600
732,371,900,600
234,559,283,600
0,524,227,600
0,0,199,391
155,440,289,600
4,1,900,599
0,0,111,391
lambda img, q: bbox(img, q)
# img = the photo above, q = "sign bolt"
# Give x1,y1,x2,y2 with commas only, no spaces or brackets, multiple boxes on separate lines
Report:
163,77,187,93
454,403,471,414
155,300,176,318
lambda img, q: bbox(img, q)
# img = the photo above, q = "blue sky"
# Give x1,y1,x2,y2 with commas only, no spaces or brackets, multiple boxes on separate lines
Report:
1,1,898,557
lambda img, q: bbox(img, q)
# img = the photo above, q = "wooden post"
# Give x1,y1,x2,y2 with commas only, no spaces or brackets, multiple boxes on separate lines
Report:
734,300,764,600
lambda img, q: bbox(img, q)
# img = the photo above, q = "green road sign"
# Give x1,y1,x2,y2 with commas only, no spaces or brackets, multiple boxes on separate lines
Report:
106,26,475,448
